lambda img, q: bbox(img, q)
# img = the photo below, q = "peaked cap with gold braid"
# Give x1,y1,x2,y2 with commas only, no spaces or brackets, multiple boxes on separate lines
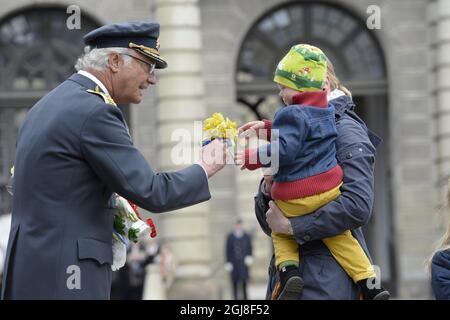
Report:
83,22,167,69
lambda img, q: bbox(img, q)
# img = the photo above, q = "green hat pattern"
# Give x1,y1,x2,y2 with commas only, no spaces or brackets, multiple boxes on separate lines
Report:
274,44,327,92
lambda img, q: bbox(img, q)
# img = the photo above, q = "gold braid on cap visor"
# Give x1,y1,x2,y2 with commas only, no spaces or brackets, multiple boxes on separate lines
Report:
128,42,160,57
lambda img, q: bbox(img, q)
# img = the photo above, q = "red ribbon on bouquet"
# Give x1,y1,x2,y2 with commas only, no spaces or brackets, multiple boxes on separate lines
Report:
127,200,157,238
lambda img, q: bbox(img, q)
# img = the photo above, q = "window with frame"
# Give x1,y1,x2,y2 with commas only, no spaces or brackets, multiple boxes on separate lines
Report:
236,2,387,121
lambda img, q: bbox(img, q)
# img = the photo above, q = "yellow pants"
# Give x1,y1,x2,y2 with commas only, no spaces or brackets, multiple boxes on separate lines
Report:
273,183,376,283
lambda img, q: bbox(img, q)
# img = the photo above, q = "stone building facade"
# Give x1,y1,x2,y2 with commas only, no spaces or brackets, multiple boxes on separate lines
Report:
0,0,448,299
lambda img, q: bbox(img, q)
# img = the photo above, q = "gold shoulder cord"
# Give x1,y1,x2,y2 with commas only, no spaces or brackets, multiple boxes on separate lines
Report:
87,86,117,106
87,87,131,137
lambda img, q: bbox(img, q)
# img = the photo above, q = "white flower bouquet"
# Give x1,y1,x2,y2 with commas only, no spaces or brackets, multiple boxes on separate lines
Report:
112,195,157,271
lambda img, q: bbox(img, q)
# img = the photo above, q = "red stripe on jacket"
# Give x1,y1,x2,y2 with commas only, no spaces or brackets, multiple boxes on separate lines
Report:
271,165,343,200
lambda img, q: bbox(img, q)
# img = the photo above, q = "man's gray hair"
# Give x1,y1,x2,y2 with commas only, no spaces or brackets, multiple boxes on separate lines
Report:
74,46,133,71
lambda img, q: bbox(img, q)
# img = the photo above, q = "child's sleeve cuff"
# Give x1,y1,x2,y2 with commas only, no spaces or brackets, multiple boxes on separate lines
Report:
263,119,272,141
244,148,262,170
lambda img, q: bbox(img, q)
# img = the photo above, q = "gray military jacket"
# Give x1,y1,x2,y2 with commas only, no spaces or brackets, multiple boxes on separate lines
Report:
1,73,211,300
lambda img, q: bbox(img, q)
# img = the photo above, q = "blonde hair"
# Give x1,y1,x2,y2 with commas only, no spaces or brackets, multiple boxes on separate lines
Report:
426,183,450,274
326,58,352,97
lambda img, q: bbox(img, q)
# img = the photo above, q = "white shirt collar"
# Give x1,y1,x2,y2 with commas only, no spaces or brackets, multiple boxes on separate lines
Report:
327,89,346,101
78,70,110,96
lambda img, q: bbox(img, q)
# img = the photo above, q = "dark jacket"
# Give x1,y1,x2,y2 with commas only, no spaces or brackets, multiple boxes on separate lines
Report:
1,73,211,300
431,249,450,299
226,232,253,281
255,94,381,299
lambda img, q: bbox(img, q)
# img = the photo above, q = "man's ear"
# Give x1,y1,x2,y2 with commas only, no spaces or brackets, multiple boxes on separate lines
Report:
108,53,121,73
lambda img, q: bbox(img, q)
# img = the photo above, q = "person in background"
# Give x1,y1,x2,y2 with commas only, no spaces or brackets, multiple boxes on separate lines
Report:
225,219,253,300
126,242,153,300
428,183,450,299
159,242,177,289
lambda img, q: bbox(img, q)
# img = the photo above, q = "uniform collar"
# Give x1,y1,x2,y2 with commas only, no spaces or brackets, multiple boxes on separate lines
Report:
77,70,110,96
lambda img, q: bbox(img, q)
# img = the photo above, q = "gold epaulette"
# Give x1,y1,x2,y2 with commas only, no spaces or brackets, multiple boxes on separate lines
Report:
87,86,117,106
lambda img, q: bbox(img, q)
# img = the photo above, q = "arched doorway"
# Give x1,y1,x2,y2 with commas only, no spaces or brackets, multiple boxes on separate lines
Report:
0,7,100,216
236,1,395,294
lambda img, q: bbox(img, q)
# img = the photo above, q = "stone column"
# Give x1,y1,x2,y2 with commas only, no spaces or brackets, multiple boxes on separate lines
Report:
155,0,214,299
434,0,450,194
432,0,450,261
380,0,437,298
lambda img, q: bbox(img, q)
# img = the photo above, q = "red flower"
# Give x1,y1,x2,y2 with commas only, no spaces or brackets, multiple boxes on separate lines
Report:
146,218,157,238
127,199,157,238
127,200,142,220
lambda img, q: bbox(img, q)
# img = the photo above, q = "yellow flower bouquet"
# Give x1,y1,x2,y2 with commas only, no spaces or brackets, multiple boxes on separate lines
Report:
202,112,238,148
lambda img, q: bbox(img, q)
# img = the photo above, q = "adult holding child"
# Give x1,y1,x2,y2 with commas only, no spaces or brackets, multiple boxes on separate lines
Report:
237,45,388,300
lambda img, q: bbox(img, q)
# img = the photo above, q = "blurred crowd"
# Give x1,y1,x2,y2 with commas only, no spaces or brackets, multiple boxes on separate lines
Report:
111,238,176,300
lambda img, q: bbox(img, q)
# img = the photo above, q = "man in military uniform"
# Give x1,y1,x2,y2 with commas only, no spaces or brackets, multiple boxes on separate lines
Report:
1,22,227,299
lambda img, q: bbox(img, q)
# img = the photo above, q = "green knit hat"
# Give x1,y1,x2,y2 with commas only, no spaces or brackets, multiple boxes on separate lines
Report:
273,44,327,92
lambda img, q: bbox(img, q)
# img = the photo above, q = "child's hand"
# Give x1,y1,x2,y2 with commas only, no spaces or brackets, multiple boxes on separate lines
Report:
238,120,265,138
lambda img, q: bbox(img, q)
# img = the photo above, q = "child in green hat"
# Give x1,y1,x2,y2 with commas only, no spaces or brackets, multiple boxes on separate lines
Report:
237,44,389,300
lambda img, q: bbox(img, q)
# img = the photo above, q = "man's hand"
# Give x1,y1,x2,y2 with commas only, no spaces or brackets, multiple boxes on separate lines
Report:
198,139,227,178
266,201,291,234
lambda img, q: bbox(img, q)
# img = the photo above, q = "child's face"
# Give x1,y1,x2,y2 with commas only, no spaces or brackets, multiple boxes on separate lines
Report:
278,85,299,105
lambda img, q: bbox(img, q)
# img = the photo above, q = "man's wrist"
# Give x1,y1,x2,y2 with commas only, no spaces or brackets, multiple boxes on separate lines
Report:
196,162,210,178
